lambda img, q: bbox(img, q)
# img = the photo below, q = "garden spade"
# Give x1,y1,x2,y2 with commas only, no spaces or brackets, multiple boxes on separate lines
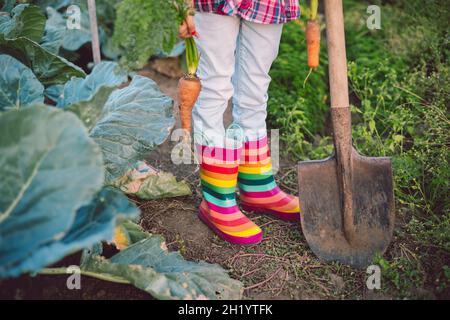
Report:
297,0,395,268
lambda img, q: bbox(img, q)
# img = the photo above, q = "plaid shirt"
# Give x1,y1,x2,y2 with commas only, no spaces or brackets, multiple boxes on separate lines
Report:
194,0,300,24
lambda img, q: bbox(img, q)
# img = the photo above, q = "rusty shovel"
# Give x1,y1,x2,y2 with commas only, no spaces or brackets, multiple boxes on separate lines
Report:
297,0,395,268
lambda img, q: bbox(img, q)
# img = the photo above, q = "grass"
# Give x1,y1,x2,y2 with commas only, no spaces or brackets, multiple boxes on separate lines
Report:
267,0,449,298
267,5,331,160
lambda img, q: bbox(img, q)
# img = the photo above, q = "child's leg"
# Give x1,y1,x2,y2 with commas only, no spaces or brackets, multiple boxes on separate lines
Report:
231,21,283,140
233,21,300,221
192,13,240,147
193,14,262,245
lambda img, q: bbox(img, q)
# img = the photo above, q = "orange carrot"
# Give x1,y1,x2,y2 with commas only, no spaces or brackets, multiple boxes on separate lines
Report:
178,35,201,141
303,0,320,87
174,1,202,141
306,19,321,69
178,74,201,137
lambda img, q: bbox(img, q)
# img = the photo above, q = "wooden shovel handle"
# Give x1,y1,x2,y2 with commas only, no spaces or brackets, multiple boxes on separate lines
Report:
324,0,356,243
87,0,101,65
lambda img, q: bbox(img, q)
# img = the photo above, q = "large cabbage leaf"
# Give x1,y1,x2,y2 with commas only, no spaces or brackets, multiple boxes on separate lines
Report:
57,61,128,109
0,54,44,111
0,105,104,278
90,75,175,182
81,222,243,300
12,187,140,278
0,4,45,42
42,7,93,52
39,6,65,54
50,64,175,184
0,34,86,86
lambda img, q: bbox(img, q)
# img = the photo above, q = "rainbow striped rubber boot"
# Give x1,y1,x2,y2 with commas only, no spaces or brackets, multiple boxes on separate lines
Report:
196,143,263,245
238,136,300,221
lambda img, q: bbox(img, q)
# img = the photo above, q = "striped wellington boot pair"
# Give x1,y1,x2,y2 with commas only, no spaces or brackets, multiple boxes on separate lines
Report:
197,137,300,245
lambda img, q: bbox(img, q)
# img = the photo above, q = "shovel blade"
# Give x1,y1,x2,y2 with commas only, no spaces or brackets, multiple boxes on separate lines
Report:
297,151,395,268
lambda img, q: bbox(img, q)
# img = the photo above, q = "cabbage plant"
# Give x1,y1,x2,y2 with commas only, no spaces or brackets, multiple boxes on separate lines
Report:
0,105,138,277
0,3,242,299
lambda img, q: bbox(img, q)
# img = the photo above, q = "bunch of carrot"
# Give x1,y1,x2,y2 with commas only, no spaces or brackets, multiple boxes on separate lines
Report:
175,0,201,142
304,0,320,86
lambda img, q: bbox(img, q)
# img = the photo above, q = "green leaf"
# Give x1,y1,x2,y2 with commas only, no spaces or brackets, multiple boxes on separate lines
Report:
112,219,150,250
0,54,44,111
117,221,150,245
40,27,63,54
67,188,140,248
115,169,191,200
44,84,64,103
101,37,121,60
0,34,86,86
9,187,139,278
112,0,179,69
57,61,128,108
0,4,45,42
38,0,116,54
55,187,139,249
81,228,243,300
67,86,117,130
369,119,376,133
90,75,175,182
42,7,92,52
1,0,16,12
0,105,104,278
39,7,65,54
393,134,404,143
31,0,72,11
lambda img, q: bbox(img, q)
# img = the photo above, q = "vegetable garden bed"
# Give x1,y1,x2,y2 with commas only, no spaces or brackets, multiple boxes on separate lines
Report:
1,0,449,300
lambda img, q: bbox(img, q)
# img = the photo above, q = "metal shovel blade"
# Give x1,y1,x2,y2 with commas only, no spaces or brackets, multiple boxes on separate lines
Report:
297,149,395,268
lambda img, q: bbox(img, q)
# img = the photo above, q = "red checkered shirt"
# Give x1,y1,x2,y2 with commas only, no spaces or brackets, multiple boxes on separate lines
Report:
194,0,301,24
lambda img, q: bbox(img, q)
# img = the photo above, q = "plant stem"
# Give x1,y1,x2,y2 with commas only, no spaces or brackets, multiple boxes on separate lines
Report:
310,0,318,20
39,268,131,285
185,37,199,75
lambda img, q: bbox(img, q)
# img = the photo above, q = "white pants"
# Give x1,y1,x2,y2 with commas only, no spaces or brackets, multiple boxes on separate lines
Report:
192,13,283,147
